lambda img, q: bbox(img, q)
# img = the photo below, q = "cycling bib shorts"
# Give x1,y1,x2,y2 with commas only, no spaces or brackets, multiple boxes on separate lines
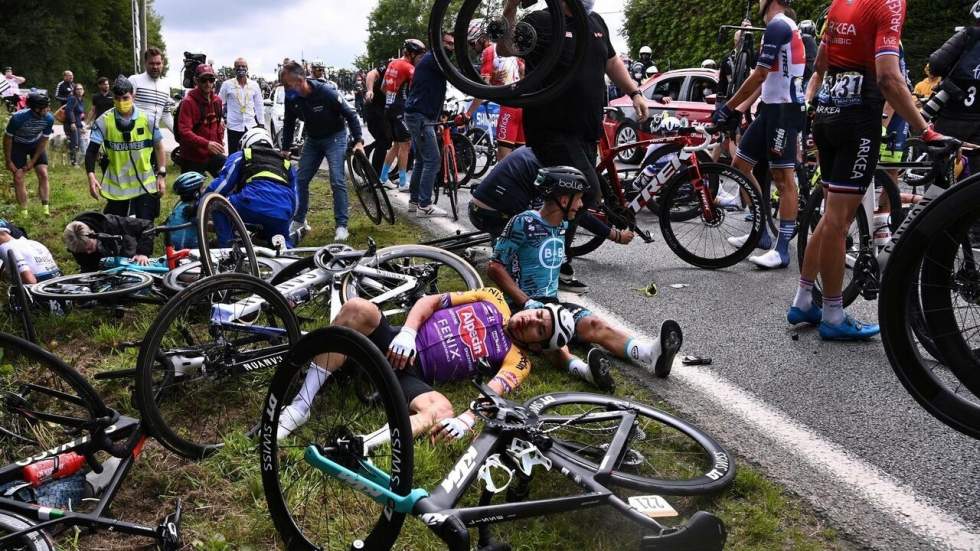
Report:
813,111,882,195
496,106,525,147
736,103,805,169
385,107,411,143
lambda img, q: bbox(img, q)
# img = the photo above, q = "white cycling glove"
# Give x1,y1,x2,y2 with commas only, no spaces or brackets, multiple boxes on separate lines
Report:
388,327,418,364
439,414,476,440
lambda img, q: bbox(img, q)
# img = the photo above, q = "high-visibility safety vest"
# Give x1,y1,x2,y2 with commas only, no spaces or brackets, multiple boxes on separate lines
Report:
240,144,291,191
101,110,155,201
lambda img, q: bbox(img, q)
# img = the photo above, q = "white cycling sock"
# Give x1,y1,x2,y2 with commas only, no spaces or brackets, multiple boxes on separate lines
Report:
291,363,331,410
624,338,656,367
793,277,814,311
567,357,591,383
823,295,845,325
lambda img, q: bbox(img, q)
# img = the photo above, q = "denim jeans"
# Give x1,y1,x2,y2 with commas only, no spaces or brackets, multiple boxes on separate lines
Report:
406,112,440,208
295,129,349,227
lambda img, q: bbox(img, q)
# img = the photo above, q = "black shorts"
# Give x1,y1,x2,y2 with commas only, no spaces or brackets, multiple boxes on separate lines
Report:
467,203,512,242
530,136,600,207
365,315,434,404
813,111,882,195
385,108,411,143
736,103,804,170
10,141,48,169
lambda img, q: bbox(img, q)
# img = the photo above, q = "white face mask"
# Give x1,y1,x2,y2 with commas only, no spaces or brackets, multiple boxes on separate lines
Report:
580,0,596,14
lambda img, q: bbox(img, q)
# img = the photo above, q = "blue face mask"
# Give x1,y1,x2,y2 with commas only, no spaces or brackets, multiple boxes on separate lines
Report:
580,0,596,13
285,89,298,100
235,67,248,78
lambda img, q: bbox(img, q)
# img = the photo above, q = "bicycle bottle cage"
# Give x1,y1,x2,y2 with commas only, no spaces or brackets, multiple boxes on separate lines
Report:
477,453,515,494
507,438,552,477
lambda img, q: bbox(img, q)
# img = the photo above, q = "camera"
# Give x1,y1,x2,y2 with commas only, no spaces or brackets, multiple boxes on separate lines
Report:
182,52,207,89
922,79,965,121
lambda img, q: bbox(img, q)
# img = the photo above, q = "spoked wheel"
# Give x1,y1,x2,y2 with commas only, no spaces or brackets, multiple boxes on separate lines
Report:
430,0,589,107
6,250,37,343
0,511,56,551
880,178,980,439
0,332,109,468
135,274,300,459
452,132,477,187
197,193,259,278
341,245,482,319
614,121,644,165
643,144,715,220
659,163,763,269
162,258,281,294
348,148,393,224
466,127,495,178
526,392,735,494
261,327,414,550
30,271,154,301
796,186,870,308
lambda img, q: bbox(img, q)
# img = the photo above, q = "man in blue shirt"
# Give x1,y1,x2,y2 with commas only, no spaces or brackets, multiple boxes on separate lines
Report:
3,92,54,217
404,30,454,217
279,60,364,242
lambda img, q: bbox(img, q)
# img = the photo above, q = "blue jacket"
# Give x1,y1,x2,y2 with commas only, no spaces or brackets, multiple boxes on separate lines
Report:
207,150,298,220
405,52,447,120
282,79,361,147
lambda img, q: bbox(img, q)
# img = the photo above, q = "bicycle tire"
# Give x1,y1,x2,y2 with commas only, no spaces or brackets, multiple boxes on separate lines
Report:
795,186,870,308
879,177,980,439
261,327,414,550
6,250,36,344
0,331,111,468
525,392,735,494
30,271,154,301
643,145,714,220
348,149,383,225
567,173,620,258
659,163,763,269
452,132,476,188
341,245,483,316
196,193,259,279
161,258,281,295
446,152,460,221
466,127,495,179
135,273,300,459
0,511,56,551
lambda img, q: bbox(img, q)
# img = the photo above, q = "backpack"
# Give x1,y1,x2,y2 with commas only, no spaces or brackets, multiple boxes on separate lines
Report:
163,201,198,249
171,92,210,145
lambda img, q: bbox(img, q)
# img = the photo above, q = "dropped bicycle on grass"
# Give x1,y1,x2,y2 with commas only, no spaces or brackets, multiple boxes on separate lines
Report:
346,140,395,226
134,240,483,459
261,329,734,550
0,332,183,550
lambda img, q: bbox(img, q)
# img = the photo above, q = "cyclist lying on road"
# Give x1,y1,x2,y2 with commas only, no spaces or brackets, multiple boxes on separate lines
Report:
0,220,60,283
276,287,576,444
63,212,155,272
488,166,683,386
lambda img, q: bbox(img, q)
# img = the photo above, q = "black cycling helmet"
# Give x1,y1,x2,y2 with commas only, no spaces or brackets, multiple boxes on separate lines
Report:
111,75,134,96
26,92,49,109
173,171,206,198
535,166,588,198
403,39,426,55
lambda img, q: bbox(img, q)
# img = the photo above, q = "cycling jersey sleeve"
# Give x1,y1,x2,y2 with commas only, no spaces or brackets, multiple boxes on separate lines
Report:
481,45,495,81
757,19,793,71
873,1,905,60
42,115,53,137
207,153,243,196
439,287,510,310
491,345,532,394
4,114,20,137
490,214,526,269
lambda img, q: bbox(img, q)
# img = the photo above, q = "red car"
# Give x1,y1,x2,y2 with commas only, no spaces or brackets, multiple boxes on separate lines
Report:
604,68,719,164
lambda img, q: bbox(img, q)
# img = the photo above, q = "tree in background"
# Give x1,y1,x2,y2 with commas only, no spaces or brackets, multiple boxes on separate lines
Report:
366,0,433,67
622,0,971,81
0,0,166,93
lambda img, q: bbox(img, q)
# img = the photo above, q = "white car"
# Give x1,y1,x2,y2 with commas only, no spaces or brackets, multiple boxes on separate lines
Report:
264,86,303,151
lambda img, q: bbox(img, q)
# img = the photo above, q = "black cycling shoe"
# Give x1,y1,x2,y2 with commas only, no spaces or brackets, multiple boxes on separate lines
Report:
587,348,616,392
653,320,683,378
559,274,589,294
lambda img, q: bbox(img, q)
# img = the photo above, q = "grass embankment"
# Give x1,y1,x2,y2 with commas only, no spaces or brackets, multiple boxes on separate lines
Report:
0,115,848,550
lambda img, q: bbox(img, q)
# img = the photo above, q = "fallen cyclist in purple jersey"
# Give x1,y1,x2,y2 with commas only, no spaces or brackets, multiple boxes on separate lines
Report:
276,287,578,444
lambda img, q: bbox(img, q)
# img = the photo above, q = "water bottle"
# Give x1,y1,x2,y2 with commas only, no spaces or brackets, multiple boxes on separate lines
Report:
873,213,892,247
23,452,86,488
632,163,659,193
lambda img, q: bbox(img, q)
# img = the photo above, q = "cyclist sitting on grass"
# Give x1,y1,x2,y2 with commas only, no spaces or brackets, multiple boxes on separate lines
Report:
0,220,60,283
162,171,207,250
488,166,683,388
63,212,155,272
205,126,298,246
276,287,575,444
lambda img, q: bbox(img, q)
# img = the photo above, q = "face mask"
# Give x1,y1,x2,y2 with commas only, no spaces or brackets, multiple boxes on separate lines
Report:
235,67,248,78
580,0,596,13
285,89,298,101
114,98,133,112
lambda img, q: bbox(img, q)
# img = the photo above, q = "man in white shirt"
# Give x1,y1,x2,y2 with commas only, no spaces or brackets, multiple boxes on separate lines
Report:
0,224,60,284
3,67,25,98
129,47,174,131
219,57,265,154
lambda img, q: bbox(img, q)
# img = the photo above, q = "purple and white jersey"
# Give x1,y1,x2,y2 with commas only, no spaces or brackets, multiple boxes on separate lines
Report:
757,12,806,105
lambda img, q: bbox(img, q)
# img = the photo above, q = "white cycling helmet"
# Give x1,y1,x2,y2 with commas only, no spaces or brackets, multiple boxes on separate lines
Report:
639,46,653,56
542,303,576,350
701,59,718,69
645,65,658,77
241,127,273,149
468,19,485,42
311,59,325,69
653,113,682,133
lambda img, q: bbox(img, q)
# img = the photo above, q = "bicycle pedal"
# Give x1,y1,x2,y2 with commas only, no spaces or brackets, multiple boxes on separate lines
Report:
158,499,183,550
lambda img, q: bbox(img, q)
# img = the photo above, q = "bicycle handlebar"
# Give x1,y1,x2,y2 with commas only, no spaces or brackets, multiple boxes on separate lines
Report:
682,126,717,153
143,222,194,237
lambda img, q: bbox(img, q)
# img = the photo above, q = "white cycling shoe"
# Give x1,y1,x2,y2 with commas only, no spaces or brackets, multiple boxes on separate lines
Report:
748,250,789,269
277,403,311,441
334,226,349,242
726,234,750,248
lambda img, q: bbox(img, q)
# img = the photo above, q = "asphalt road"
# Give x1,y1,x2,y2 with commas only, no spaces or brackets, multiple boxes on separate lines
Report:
371,148,980,550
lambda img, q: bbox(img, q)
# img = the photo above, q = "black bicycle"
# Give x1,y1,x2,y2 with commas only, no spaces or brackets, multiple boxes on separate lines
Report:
261,329,735,550
0,332,182,550
347,142,395,225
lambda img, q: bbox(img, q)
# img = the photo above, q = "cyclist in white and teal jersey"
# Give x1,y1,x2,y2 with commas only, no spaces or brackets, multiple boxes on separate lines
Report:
488,166,683,389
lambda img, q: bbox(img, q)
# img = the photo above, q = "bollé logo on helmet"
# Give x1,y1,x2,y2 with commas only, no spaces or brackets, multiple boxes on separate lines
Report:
455,305,488,358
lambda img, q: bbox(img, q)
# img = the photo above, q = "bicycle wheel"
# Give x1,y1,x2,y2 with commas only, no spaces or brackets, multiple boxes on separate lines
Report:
197,193,259,279
135,273,300,459
0,332,110,468
466,127,495,178
261,327,414,550
30,271,154,301
659,163,763,269
795,186,869,308
644,146,716,221
162,258,281,294
526,392,735,494
6,250,36,343
341,245,482,318
880,178,980,439
347,149,383,225
452,132,476,188
0,511,55,551
446,155,460,221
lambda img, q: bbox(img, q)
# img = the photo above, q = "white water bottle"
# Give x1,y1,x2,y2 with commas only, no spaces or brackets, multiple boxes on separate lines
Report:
873,213,892,247
632,163,659,191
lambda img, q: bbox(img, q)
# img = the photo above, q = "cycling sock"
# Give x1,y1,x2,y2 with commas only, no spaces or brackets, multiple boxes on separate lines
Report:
624,338,656,367
823,294,845,325
566,357,592,383
758,227,772,250
775,219,794,263
792,277,814,311
291,363,331,411
380,164,391,182
399,169,408,188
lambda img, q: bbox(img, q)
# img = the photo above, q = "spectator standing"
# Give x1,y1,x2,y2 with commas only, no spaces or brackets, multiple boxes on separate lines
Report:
404,31,453,217
363,61,392,176
3,67,25,98
379,39,427,192
176,64,225,177
85,76,166,222
65,84,87,166
130,47,174,131
3,92,53,217
913,64,941,102
279,60,364,241
88,77,114,121
54,70,74,108
219,57,264,154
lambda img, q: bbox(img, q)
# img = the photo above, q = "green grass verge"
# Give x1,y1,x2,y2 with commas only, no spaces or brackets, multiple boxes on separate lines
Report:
0,121,849,550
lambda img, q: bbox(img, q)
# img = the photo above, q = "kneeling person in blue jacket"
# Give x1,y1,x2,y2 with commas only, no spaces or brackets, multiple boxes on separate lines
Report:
206,127,298,246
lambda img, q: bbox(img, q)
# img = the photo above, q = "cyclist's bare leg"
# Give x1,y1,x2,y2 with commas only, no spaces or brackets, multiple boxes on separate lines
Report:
36,164,49,207
409,391,454,438
772,168,798,221
396,141,410,171
806,191,863,296
12,168,28,209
